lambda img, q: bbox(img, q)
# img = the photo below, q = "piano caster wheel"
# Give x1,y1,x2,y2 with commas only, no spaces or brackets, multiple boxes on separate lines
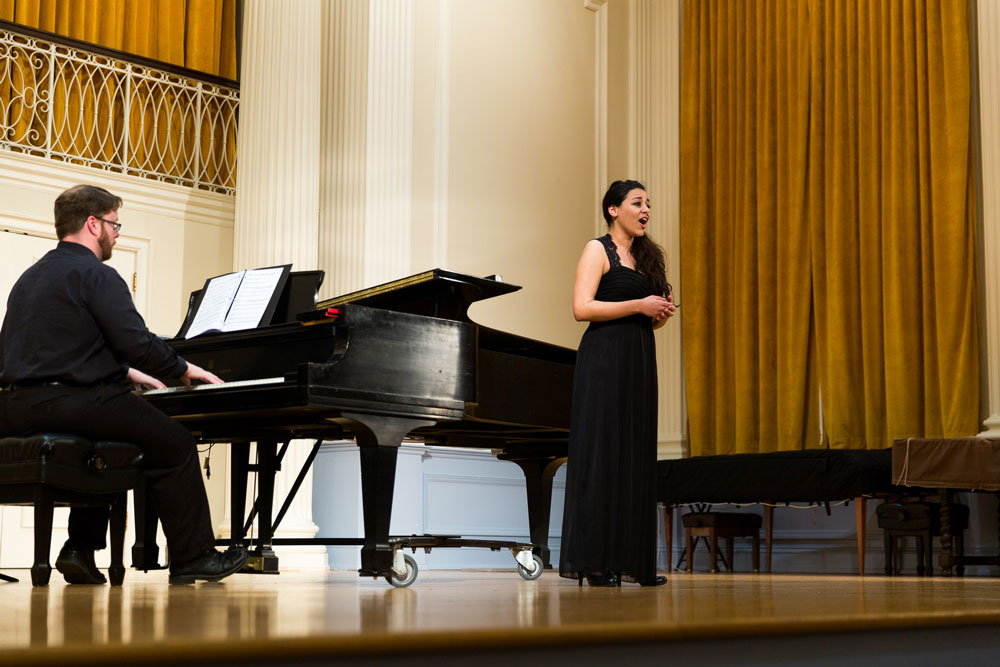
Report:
385,554,418,588
517,554,544,581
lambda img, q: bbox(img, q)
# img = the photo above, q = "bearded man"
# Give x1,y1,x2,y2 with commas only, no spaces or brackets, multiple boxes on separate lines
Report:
0,184,246,585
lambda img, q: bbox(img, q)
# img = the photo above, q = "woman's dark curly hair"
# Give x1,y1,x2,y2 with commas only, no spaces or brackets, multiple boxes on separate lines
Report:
602,179,670,298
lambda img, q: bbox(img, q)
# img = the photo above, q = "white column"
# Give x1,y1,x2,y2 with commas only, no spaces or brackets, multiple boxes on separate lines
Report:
319,0,416,295
978,1,1000,437
631,0,684,458
363,0,416,286
432,0,452,270
235,0,322,271
228,0,326,568
320,0,370,299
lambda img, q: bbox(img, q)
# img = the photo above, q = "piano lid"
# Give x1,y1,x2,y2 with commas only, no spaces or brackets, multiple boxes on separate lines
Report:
316,269,519,322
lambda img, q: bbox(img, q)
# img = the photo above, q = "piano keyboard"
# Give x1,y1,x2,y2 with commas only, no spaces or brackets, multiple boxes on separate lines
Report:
142,376,286,396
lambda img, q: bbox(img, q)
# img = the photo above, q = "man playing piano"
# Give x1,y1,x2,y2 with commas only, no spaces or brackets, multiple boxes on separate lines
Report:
0,184,247,585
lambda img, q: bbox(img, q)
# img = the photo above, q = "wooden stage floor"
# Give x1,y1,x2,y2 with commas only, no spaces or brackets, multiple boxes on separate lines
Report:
3,568,1000,666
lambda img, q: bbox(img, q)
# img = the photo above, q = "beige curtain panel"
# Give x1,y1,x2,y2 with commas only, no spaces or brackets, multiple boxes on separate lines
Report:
681,0,979,456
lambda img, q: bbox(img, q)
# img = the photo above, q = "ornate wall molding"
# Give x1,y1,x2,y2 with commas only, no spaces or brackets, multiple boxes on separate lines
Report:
0,149,234,226
0,27,238,195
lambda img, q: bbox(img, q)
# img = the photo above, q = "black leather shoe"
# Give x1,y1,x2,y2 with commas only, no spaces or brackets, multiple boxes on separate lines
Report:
640,575,668,587
55,542,106,585
169,547,248,585
585,573,620,587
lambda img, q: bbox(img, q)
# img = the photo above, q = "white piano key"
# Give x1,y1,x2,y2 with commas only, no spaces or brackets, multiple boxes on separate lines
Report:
142,376,286,396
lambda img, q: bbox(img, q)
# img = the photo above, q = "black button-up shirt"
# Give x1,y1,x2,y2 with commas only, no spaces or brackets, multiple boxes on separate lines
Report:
0,241,187,386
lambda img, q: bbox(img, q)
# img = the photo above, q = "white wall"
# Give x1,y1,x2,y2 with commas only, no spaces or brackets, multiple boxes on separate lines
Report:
441,0,598,350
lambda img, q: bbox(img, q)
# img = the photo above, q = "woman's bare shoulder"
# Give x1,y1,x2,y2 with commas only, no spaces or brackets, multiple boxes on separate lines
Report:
578,237,610,273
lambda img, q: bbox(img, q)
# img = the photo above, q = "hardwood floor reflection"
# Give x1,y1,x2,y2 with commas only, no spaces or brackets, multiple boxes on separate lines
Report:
3,569,1000,663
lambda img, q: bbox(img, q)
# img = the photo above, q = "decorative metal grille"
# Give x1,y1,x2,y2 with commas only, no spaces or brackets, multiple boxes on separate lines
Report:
0,28,238,195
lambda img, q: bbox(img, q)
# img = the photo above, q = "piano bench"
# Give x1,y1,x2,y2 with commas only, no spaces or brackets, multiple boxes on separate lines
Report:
682,512,762,573
876,501,969,576
0,434,144,586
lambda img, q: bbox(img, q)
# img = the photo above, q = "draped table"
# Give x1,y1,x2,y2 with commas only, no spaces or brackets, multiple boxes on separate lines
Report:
891,437,1000,575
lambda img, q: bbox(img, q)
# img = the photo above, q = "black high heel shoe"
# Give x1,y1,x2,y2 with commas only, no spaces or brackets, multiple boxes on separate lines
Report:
639,575,668,587
585,573,620,587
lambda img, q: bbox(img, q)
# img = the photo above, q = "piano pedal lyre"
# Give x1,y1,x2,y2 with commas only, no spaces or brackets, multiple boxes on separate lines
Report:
244,552,280,575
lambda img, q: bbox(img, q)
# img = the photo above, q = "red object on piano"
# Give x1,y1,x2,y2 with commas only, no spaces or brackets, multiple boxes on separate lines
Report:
296,307,340,325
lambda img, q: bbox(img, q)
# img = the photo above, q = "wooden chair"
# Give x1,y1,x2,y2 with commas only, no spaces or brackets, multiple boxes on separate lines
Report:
682,511,762,573
0,434,143,586
876,500,969,576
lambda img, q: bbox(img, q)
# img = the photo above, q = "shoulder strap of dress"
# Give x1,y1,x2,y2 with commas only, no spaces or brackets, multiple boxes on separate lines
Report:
596,234,621,269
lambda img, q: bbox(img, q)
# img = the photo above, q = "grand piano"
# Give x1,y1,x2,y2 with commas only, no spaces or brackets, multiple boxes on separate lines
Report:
140,269,574,583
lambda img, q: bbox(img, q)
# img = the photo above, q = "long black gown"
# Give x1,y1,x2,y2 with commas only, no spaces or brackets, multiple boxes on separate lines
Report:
559,234,659,584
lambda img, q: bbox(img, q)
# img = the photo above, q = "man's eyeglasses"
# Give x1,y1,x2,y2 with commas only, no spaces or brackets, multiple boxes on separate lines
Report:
95,217,121,233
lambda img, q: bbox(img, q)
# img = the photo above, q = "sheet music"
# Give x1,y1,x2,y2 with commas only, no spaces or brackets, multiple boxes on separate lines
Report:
184,271,245,339
221,266,286,332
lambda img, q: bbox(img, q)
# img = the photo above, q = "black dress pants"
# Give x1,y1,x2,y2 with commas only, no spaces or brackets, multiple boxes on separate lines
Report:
0,382,214,563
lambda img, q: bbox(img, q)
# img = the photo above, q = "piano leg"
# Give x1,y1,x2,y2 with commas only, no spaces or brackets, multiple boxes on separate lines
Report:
508,456,567,568
358,443,398,577
342,412,435,578
230,441,250,548
131,480,161,570
939,489,955,576
251,439,280,573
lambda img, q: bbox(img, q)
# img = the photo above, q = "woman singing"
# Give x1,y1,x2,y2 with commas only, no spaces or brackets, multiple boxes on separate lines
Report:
559,180,675,587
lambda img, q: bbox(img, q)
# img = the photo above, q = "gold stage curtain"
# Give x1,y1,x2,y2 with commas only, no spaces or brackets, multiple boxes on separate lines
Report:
681,0,978,456
0,0,237,78
809,0,978,450
681,1,819,456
